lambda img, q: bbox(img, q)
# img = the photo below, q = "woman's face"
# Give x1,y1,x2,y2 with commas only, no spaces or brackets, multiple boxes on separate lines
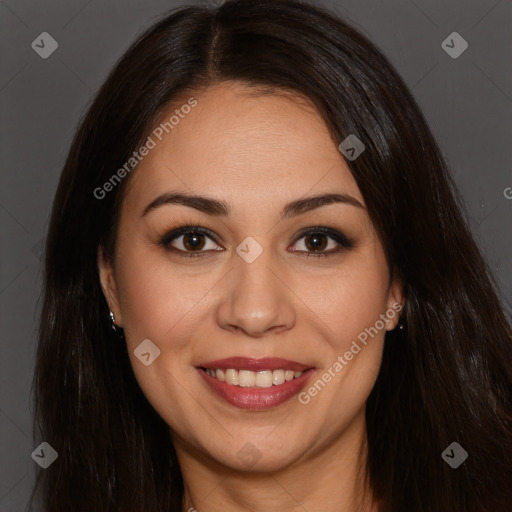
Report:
99,81,403,472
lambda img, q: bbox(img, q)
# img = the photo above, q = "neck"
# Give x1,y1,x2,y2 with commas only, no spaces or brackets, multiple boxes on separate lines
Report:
176,410,378,512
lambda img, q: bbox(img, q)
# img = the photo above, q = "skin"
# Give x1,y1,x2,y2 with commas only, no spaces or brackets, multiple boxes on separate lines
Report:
98,81,404,511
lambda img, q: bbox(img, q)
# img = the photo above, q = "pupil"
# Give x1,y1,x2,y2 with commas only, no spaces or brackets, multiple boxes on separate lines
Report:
307,234,327,251
184,233,204,250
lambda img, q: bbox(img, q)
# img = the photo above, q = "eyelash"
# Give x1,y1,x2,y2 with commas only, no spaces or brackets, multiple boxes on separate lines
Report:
158,222,354,259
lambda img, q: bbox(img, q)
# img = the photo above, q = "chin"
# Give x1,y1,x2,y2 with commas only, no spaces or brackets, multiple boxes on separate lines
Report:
201,434,307,474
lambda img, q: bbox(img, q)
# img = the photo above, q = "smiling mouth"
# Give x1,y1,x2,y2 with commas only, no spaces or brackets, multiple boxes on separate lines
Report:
196,357,315,409
200,367,305,388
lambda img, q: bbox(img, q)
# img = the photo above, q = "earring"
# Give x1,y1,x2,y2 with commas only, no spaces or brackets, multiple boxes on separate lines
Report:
394,313,405,331
109,311,118,332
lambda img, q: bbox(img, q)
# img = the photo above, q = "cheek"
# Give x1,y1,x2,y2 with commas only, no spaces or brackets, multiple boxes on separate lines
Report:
297,267,389,434
114,250,208,428
115,249,208,354
308,253,391,352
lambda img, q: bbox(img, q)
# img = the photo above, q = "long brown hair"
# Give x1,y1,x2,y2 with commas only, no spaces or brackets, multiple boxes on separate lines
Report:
31,1,512,510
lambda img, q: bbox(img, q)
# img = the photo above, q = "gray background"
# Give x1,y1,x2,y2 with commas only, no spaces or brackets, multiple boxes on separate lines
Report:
1,0,511,510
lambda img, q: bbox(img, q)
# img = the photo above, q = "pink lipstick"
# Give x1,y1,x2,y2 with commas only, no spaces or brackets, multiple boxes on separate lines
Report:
197,357,315,410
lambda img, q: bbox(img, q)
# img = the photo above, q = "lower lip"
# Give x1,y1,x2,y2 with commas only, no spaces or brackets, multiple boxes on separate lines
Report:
197,368,315,410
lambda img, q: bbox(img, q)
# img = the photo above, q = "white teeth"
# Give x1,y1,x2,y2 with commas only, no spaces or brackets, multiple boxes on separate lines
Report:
273,369,285,385
255,370,273,388
225,368,239,386
239,370,255,387
205,368,306,387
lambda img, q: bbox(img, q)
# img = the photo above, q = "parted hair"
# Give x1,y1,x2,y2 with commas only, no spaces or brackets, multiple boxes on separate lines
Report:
32,1,512,510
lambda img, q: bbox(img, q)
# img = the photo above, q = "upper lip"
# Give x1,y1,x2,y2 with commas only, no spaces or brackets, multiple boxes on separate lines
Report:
198,357,313,372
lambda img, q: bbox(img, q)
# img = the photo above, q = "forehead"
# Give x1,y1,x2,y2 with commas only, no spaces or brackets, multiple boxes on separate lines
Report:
121,82,363,215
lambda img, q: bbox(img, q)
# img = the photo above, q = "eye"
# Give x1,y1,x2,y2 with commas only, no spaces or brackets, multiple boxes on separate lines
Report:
158,225,222,257
158,224,353,259
289,227,353,257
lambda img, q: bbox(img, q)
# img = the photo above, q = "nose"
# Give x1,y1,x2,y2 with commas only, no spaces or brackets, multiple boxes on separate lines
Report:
215,246,296,338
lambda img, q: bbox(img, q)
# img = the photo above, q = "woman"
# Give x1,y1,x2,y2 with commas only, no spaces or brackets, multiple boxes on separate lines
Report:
31,0,512,510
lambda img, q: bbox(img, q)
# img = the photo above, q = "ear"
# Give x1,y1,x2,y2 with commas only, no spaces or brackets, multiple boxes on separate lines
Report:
97,246,123,327
384,273,405,331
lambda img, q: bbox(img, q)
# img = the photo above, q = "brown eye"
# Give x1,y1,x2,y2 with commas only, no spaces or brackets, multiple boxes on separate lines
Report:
182,233,207,251
304,233,328,252
290,227,354,257
159,226,222,256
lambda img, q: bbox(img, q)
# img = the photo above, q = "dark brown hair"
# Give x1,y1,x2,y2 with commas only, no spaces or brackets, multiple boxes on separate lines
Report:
31,0,512,510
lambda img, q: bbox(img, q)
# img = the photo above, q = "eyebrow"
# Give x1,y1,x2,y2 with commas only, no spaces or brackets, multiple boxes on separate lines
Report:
141,191,365,220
